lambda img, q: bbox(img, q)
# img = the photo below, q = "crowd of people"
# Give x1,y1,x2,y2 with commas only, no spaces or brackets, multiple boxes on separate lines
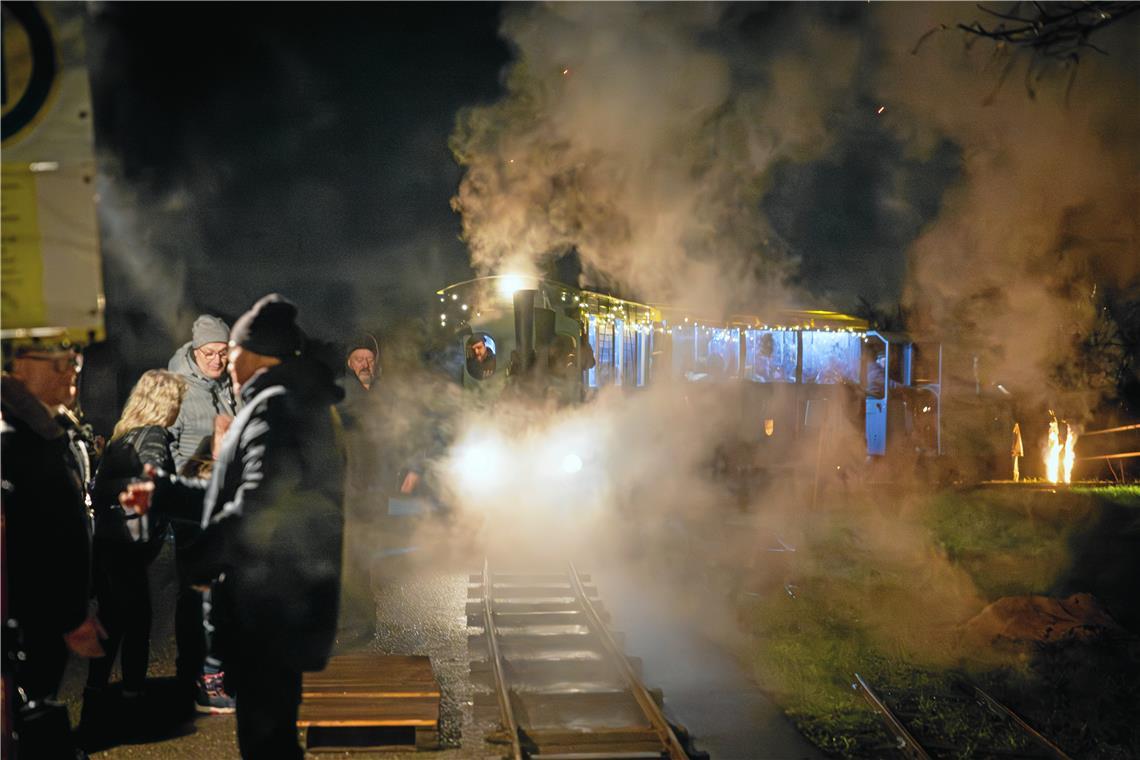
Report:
1,293,405,759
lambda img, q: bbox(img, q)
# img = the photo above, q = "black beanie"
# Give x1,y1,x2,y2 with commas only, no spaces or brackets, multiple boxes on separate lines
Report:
230,294,304,358
346,333,379,360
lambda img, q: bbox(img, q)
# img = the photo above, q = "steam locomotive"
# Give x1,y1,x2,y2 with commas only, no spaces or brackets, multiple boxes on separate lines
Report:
434,275,945,472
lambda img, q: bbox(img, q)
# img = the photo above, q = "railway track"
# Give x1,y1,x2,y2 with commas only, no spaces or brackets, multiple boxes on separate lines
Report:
853,672,1072,759
468,560,701,760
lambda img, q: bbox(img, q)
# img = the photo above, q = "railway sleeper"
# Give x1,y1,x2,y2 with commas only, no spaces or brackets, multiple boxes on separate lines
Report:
468,631,627,657
468,583,601,598
524,726,669,756
469,609,610,627
470,657,644,685
510,690,663,731
472,682,662,707
468,572,594,585
467,599,608,616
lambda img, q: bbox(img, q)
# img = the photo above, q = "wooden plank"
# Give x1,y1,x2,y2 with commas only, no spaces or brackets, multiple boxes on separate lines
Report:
303,654,440,698
300,654,441,752
298,697,438,727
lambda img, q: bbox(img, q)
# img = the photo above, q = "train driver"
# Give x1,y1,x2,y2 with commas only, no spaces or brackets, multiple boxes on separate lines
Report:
466,335,496,380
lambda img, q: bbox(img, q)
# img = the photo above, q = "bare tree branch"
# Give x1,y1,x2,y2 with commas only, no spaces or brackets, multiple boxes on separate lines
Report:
960,2,1139,57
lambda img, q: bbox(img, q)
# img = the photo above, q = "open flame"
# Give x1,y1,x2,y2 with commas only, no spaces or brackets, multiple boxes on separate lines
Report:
1044,417,1078,484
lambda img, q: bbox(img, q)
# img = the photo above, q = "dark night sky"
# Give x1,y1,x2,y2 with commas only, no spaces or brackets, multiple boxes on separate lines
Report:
89,3,510,363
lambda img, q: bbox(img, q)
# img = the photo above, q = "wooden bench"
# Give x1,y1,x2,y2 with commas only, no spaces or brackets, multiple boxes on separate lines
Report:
298,654,441,752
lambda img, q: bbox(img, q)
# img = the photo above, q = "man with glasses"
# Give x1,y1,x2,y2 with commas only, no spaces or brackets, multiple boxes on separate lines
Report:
169,315,237,471
2,341,105,753
167,314,238,714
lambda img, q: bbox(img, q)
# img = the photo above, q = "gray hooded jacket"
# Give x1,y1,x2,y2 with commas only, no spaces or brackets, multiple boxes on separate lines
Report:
167,341,237,472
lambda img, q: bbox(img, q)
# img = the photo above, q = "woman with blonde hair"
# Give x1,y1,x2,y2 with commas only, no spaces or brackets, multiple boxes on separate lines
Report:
81,369,187,742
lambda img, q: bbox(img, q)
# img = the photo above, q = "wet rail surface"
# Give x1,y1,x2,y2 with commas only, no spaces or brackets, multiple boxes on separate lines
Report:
853,672,1073,760
468,560,698,760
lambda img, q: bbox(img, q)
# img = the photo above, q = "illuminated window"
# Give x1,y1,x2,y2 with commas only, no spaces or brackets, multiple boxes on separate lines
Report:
614,319,624,386
802,332,860,384
587,317,598,388
596,320,614,386
745,330,797,383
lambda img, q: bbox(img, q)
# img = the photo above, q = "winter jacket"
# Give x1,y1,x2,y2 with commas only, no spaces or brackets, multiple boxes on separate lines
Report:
0,374,91,638
167,341,237,472
154,356,345,672
91,425,174,549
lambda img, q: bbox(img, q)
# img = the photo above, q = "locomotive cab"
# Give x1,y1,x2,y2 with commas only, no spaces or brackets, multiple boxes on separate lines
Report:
437,277,605,404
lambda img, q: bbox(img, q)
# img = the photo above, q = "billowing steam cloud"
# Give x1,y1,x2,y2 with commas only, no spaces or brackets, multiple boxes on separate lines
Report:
450,4,864,314
874,7,1139,416
96,160,194,349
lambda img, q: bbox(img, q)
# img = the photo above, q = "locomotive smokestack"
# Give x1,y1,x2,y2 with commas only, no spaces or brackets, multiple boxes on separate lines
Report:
513,289,537,374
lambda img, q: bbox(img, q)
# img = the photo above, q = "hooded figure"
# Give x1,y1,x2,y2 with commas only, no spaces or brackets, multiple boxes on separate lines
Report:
167,314,237,472
142,294,345,759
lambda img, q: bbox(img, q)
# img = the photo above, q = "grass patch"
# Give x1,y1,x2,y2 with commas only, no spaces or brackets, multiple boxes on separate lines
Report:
921,489,1090,599
735,487,1140,758
1071,484,1140,505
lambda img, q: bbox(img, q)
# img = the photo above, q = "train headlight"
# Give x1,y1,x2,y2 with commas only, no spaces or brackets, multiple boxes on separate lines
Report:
497,274,528,298
453,437,505,492
560,453,583,475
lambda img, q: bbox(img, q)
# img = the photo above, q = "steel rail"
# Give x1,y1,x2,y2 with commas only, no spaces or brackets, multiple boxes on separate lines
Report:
483,557,524,760
1077,450,1140,461
1079,423,1140,437
566,562,689,760
852,673,931,760
969,683,1073,760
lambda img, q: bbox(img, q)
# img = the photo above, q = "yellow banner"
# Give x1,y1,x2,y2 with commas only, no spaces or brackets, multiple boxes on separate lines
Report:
0,4,104,346
0,166,46,329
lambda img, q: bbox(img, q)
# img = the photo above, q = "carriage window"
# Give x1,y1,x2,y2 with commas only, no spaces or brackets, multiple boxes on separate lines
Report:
672,325,696,378
465,333,497,381
614,320,625,386
704,328,739,379
595,319,615,386
614,320,639,387
745,330,797,383
683,326,737,382
636,329,649,387
587,316,616,387
802,332,860,384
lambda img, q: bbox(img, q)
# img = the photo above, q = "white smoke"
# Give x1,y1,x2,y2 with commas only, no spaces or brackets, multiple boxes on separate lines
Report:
450,4,865,315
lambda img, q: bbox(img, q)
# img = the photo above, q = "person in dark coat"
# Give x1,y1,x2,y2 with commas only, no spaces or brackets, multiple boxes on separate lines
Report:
84,370,187,707
123,294,345,760
2,343,104,753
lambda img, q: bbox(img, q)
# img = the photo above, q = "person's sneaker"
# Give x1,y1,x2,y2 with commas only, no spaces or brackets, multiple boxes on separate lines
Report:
194,673,236,714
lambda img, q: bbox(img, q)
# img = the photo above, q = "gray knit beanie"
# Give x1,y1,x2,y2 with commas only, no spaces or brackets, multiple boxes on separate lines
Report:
192,315,231,348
